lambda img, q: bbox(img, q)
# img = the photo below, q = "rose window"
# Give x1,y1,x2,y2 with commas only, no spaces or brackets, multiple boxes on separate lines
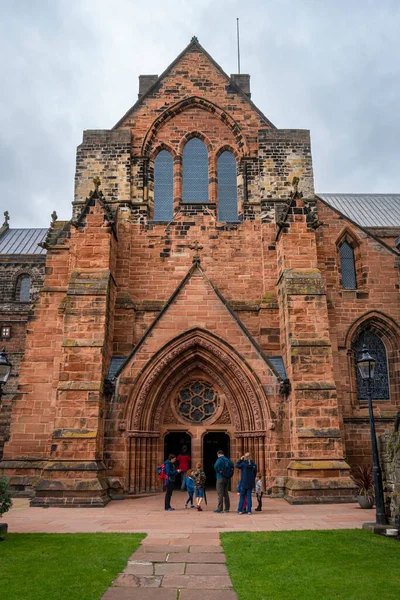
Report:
176,381,218,423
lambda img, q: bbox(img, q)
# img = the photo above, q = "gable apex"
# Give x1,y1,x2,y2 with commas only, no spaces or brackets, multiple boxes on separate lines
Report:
114,262,283,383
113,37,276,130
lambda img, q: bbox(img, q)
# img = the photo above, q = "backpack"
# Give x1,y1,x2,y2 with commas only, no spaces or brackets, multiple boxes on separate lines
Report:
157,463,168,484
192,469,206,488
221,457,234,479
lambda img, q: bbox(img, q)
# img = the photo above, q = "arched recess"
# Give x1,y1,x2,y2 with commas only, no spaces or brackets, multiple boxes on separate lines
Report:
120,329,272,492
345,311,400,405
141,96,249,157
336,228,362,289
124,328,270,432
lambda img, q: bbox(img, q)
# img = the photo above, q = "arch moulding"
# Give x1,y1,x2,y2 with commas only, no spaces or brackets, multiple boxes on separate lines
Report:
121,328,271,434
141,96,250,157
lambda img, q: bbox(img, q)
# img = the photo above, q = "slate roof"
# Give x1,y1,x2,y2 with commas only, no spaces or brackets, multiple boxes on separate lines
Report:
317,194,400,228
0,228,48,255
107,357,127,380
266,356,287,380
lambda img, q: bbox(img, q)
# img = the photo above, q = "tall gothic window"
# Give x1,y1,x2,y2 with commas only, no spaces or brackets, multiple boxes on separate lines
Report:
339,241,357,289
354,330,390,401
17,275,31,302
217,151,238,222
182,138,209,203
153,150,174,221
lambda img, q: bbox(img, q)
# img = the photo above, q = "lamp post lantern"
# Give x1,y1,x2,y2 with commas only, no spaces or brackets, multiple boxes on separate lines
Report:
357,344,387,525
0,347,12,398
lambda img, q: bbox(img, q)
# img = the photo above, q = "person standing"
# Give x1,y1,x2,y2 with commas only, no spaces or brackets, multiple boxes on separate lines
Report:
185,471,195,509
214,449,234,513
236,452,257,514
177,445,191,491
164,454,180,511
192,462,206,511
255,472,263,511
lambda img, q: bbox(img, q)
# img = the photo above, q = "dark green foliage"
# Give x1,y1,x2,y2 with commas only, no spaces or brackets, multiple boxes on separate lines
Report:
351,464,374,498
221,529,400,600
0,533,144,600
0,475,12,516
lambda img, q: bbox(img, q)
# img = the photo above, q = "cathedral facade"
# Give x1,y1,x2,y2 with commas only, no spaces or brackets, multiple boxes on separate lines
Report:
1,38,399,506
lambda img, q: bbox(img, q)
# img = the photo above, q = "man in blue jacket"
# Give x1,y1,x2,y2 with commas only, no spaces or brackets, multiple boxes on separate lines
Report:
236,452,257,514
164,454,180,511
214,450,234,513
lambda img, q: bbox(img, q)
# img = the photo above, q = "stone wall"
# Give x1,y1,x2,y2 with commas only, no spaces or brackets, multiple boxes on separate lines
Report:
380,421,400,525
0,254,45,459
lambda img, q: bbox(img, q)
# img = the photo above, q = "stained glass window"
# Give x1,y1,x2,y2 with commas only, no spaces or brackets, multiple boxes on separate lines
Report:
153,150,174,221
217,151,238,222
182,138,209,203
176,381,218,423
339,241,357,289
18,276,31,302
354,330,390,400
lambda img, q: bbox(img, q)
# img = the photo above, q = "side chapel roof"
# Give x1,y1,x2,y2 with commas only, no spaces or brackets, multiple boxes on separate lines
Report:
317,194,400,228
0,227,48,255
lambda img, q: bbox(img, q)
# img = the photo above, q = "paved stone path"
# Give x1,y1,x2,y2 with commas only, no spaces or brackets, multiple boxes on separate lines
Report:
101,532,237,600
6,491,368,534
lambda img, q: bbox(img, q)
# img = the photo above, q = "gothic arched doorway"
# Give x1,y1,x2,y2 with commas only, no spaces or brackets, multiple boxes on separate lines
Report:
164,431,192,489
203,431,230,487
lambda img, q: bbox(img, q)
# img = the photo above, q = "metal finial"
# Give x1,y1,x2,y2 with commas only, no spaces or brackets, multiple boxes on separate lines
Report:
93,176,101,191
51,211,58,223
191,36,199,43
3,211,9,227
189,240,203,265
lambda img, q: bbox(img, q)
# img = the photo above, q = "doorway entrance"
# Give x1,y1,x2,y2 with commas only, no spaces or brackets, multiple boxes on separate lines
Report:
203,432,230,488
164,431,191,489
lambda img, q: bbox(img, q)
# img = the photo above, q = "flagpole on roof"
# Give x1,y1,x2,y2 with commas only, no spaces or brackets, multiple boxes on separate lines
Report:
236,18,241,74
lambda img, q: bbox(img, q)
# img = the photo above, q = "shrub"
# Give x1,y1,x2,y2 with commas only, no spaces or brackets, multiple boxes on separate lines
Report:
0,475,13,517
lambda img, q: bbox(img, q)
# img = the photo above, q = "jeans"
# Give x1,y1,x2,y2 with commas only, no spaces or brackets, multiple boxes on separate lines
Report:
181,471,187,490
256,492,263,510
165,480,174,509
216,477,230,511
238,488,252,513
185,491,194,506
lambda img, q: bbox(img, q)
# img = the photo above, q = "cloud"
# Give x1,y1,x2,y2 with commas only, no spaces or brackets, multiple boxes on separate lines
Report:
1,0,399,227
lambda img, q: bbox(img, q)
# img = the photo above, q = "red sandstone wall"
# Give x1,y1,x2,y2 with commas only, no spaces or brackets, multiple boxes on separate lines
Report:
316,200,400,465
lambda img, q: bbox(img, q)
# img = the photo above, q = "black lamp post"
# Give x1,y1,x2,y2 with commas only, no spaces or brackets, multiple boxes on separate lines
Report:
356,344,387,525
0,347,12,401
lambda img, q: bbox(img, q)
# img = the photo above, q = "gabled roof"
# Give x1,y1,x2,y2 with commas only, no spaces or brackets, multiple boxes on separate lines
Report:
317,194,400,228
114,260,283,382
0,228,48,255
113,36,276,130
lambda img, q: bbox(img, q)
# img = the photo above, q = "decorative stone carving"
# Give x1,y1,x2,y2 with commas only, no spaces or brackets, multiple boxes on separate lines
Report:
162,405,175,425
214,405,231,425
125,331,269,433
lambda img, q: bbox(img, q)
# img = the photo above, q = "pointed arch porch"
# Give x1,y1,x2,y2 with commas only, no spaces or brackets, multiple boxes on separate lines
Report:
119,328,272,493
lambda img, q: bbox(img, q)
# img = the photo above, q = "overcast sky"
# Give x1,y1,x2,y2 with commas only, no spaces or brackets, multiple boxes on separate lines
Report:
1,0,399,227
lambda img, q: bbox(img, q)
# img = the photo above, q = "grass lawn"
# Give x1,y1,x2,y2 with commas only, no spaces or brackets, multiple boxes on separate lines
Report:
0,532,144,600
221,529,400,600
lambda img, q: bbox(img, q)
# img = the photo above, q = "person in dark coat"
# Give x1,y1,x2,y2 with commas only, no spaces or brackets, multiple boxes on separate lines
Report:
164,454,180,511
236,452,257,514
